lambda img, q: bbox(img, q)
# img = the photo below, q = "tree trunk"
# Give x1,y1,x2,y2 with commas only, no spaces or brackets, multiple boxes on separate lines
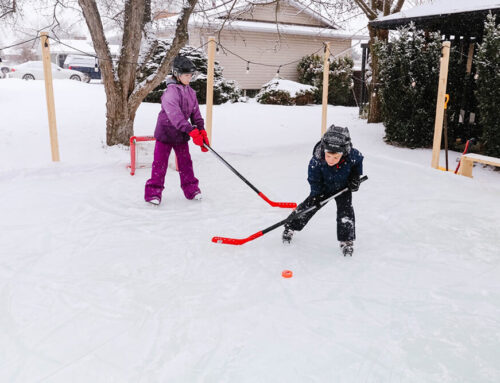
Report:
78,0,198,147
367,25,389,123
105,96,136,146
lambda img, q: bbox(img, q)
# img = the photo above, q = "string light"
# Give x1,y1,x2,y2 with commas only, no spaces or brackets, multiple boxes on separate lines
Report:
276,65,281,75
246,61,250,74
216,45,220,55
94,58,99,72
474,73,479,80
411,80,416,87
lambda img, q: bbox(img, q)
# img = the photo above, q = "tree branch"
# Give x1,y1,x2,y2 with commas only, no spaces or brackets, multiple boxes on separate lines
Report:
118,0,145,98
216,0,238,44
352,0,377,20
77,0,115,92
0,0,16,19
128,0,198,110
391,0,405,14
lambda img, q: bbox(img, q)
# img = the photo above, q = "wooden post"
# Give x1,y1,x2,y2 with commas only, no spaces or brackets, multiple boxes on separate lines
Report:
321,42,330,136
205,36,216,143
40,32,60,162
466,43,474,74
431,41,451,169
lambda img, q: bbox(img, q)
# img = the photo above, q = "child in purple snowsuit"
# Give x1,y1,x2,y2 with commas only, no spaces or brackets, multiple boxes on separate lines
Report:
145,55,209,205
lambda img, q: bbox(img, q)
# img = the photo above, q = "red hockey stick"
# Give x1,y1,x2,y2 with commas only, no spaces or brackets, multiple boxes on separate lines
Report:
204,144,297,209
454,138,476,174
212,176,368,245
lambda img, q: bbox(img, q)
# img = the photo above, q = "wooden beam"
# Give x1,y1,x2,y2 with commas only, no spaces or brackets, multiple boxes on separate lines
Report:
466,43,474,74
321,42,330,136
40,32,60,162
205,36,216,143
431,41,451,169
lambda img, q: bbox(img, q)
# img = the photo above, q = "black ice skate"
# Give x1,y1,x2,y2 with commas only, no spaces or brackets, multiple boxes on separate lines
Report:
282,227,294,244
340,241,353,256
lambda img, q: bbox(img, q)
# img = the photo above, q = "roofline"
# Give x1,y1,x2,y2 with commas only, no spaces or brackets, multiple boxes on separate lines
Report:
209,0,340,29
191,18,367,40
370,7,500,29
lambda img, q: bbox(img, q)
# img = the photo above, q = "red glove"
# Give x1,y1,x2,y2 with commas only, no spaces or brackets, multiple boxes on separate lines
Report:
200,130,209,152
189,128,204,147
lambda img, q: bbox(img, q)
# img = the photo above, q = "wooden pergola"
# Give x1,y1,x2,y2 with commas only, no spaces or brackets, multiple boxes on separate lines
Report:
368,1,499,170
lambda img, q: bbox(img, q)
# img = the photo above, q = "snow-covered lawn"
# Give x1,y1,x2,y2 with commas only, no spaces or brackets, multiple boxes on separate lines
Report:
1,79,499,382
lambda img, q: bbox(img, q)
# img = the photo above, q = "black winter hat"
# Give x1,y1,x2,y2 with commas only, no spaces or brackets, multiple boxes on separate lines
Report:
322,124,352,155
172,55,196,76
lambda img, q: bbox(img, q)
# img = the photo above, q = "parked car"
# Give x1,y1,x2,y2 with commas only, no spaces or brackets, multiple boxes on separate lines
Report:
64,55,101,82
8,61,88,81
1,60,13,79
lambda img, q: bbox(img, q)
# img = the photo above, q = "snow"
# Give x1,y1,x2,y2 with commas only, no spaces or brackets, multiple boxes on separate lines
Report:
157,13,368,40
463,153,500,164
374,0,500,23
259,77,317,97
1,78,500,382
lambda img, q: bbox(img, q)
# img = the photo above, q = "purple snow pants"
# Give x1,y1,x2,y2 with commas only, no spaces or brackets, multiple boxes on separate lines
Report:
144,140,200,202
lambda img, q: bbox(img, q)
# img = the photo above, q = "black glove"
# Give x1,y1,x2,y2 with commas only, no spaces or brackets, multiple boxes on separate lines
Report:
348,173,361,192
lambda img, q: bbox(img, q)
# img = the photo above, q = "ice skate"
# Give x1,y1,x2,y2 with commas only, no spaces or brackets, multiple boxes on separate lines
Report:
282,227,294,244
146,198,160,206
340,241,353,256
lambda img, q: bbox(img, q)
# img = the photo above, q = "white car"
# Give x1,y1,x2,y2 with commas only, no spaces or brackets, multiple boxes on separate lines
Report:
9,61,88,81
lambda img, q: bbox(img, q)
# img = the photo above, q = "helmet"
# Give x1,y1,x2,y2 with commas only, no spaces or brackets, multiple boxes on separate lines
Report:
322,124,352,155
172,55,196,77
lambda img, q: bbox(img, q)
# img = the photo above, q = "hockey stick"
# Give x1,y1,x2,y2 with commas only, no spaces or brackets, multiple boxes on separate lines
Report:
203,144,297,209
212,175,368,245
454,138,476,174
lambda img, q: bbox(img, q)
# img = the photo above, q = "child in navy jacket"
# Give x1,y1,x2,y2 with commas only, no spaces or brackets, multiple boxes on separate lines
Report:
282,124,364,256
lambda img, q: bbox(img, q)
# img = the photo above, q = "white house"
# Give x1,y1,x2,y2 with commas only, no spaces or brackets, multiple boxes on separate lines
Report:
157,0,367,93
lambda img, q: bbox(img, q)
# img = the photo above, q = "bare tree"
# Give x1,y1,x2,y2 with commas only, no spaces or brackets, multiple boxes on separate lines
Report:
0,0,16,19
307,0,407,123
352,0,405,123
77,0,198,145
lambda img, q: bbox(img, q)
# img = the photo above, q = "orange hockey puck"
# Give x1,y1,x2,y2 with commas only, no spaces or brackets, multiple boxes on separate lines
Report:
282,270,293,278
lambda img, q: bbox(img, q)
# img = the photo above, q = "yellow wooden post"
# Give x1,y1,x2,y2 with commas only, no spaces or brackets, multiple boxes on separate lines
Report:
321,42,330,136
205,36,216,143
431,41,450,169
40,32,60,162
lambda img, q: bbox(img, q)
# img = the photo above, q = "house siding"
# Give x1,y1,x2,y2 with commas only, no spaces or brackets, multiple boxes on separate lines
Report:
232,2,328,27
190,29,351,90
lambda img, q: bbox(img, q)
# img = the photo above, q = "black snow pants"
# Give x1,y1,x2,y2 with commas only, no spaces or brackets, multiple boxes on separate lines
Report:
285,191,355,242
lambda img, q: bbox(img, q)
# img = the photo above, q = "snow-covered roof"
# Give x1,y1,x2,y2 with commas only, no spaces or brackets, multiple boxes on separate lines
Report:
209,0,340,30
157,14,368,40
156,0,371,39
194,18,367,39
49,39,95,55
47,39,120,57
373,0,500,23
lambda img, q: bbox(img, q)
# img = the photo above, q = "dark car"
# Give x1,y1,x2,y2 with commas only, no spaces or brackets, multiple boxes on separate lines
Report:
64,55,101,82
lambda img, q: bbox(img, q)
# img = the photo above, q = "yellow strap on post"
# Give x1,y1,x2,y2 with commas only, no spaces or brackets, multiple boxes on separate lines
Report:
444,94,450,110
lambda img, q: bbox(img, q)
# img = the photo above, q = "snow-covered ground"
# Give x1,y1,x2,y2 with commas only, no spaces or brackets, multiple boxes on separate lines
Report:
1,79,499,382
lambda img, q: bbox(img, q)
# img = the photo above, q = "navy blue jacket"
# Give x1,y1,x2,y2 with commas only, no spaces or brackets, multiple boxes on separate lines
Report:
307,141,364,197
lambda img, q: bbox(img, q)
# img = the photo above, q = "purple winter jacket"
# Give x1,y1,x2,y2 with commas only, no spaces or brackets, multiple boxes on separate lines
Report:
154,77,205,145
